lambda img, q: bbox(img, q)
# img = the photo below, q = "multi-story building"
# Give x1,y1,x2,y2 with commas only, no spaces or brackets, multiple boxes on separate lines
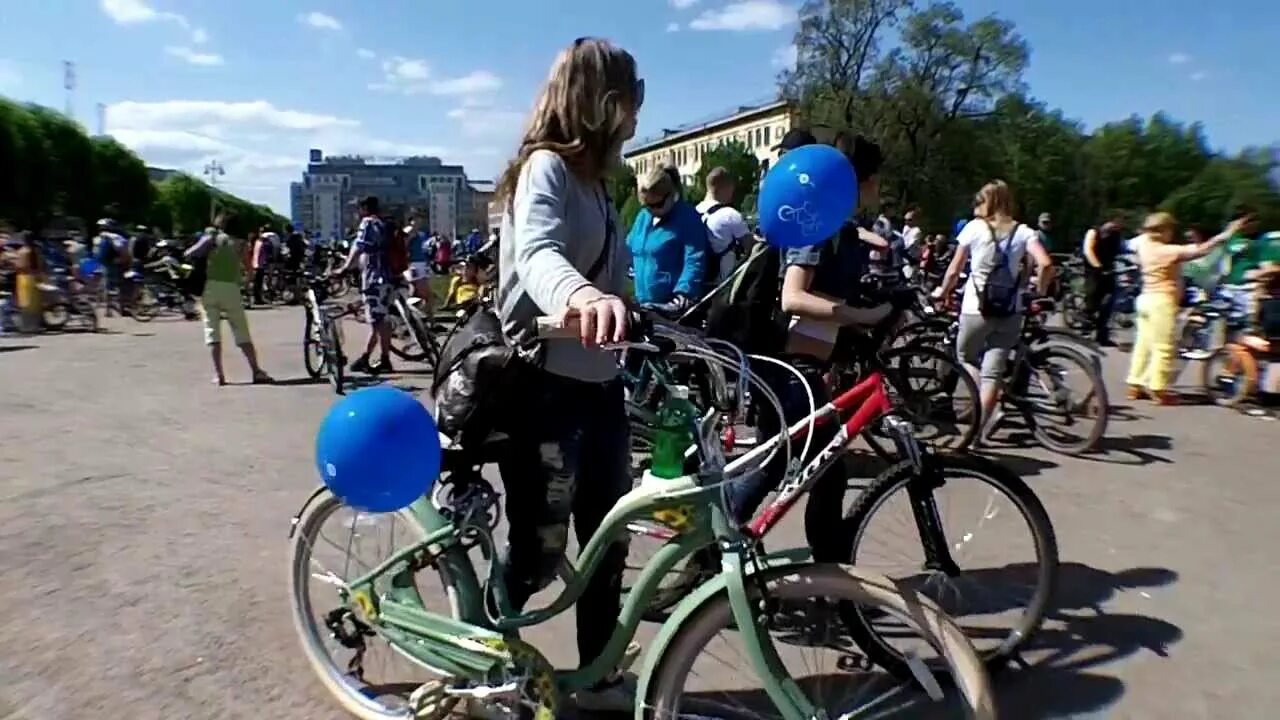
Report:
624,98,821,188
290,148,489,241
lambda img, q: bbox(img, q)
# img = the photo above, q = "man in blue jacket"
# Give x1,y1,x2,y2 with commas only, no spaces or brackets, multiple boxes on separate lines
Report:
627,165,706,312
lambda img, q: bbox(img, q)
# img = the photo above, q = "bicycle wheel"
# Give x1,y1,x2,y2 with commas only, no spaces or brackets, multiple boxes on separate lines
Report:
42,303,70,331
288,490,463,720
1201,345,1256,407
866,345,980,454
303,311,325,379
643,563,995,719
388,299,438,364
1017,344,1108,454
830,455,1057,680
131,287,158,322
322,321,345,395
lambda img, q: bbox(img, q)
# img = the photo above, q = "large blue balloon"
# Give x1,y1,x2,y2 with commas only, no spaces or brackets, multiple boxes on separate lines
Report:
315,386,442,513
758,144,858,249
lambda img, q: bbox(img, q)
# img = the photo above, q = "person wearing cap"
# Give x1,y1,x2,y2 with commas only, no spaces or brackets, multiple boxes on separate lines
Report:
1126,212,1234,404
626,164,706,312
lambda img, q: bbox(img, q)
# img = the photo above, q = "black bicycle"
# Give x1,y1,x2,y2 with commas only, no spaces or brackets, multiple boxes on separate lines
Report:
302,275,355,395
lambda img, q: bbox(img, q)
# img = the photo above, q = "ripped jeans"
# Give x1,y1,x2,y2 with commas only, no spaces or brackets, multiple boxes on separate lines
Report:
496,370,631,668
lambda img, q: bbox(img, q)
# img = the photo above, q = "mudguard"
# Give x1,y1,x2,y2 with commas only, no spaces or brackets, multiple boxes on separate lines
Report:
633,547,813,719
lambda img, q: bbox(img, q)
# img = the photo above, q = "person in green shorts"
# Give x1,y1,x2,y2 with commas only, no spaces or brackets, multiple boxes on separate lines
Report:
185,211,273,386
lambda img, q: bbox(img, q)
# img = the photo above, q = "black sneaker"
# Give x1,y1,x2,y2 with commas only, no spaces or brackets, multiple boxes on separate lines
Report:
349,354,372,373
374,357,395,374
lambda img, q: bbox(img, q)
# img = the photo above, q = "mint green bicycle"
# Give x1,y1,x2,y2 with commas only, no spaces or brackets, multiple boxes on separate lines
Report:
288,314,996,719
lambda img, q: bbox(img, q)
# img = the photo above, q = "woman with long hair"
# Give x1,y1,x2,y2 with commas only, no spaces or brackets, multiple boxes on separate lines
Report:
937,180,1055,442
1126,212,1233,404
493,36,642,712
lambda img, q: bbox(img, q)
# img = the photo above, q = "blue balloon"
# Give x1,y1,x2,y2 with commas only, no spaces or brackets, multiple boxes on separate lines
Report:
315,386,442,513
758,144,857,249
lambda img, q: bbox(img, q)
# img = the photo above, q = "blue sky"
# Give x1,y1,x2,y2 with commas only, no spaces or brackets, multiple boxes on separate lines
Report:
0,0,1275,214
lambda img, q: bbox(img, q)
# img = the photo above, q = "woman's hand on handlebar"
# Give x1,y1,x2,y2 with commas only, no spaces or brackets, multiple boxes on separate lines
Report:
566,286,629,347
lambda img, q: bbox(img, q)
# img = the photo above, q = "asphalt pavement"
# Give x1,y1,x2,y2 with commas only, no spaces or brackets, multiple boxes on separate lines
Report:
0,307,1277,719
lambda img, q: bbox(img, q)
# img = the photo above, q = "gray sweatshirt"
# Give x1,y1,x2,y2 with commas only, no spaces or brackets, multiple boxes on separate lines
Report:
498,149,628,382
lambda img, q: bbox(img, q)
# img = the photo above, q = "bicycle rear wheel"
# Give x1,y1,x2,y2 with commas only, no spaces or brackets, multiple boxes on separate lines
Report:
643,563,994,719
303,311,325,379
865,345,980,455
1017,344,1108,454
830,455,1057,680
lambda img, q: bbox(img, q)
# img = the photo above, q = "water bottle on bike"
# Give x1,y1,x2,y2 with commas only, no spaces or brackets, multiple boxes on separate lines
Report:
650,385,696,479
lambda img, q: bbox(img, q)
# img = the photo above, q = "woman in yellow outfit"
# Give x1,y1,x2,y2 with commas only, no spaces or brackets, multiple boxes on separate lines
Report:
1126,212,1236,404
14,234,45,333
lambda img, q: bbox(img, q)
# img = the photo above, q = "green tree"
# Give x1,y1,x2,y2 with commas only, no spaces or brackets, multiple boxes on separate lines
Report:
91,137,155,225
690,140,760,209
620,193,642,233
606,163,637,213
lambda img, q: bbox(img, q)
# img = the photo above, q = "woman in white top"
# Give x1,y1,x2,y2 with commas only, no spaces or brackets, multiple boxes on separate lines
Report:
936,180,1055,439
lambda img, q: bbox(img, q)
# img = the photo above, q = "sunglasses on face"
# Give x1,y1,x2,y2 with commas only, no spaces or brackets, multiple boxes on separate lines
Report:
643,193,669,210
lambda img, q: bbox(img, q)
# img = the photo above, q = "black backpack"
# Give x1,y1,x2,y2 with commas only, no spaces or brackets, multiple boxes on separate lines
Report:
704,240,785,355
978,221,1022,318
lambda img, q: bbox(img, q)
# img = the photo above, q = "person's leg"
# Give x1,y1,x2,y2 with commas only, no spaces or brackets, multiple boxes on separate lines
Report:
1096,274,1116,344
1145,294,1179,400
569,380,632,671
955,315,998,427
494,374,581,612
1126,294,1153,396
975,316,1020,437
201,286,226,384
252,267,265,305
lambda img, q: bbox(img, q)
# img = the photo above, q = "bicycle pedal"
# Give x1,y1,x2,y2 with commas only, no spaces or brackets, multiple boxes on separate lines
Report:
409,679,460,720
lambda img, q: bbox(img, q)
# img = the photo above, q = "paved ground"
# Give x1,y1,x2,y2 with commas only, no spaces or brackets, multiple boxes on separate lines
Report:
1,307,1277,719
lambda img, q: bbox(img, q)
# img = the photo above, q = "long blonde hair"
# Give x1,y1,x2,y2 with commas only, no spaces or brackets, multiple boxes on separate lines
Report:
495,37,641,208
973,180,1016,219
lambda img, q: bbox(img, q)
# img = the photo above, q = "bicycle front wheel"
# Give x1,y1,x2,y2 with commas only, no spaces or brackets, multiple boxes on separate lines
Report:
643,563,995,719
867,345,980,455
833,454,1057,679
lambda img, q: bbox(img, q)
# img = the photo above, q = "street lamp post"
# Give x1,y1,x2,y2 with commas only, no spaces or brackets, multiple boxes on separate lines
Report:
202,160,225,224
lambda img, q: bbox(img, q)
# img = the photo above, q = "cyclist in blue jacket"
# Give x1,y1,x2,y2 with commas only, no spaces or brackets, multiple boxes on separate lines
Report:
626,165,706,312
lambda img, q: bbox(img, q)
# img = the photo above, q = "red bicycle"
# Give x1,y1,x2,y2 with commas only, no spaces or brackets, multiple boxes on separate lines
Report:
626,330,1059,681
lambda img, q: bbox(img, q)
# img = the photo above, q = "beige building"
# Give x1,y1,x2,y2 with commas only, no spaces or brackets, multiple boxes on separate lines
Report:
624,99,821,188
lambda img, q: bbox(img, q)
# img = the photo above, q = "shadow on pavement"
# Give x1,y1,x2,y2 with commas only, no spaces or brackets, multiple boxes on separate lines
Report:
995,563,1182,718
1083,433,1174,467
0,344,39,353
1106,403,1149,423
971,449,1060,478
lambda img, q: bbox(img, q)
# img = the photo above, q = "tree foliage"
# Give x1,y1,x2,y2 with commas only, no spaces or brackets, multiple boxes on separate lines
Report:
783,0,1280,245
0,96,286,237
688,140,761,210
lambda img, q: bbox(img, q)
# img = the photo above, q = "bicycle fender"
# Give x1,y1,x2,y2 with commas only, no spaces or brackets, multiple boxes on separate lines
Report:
633,547,811,720
287,485,330,539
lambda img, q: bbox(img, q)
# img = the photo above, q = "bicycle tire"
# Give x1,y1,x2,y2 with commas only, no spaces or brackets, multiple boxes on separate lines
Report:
130,290,158,322
830,455,1057,680
303,311,323,379
388,299,437,364
288,490,463,720
1020,343,1108,455
1201,345,1255,407
643,563,995,719
322,322,345,395
863,345,980,457
42,303,70,331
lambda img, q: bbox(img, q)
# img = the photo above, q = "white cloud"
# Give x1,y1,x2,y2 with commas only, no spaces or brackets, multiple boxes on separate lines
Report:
689,0,795,31
1168,52,1190,65
666,22,681,32
102,2,211,47
356,48,376,60
104,99,464,212
0,59,21,92
771,43,797,69
670,0,701,7
1190,71,1208,82
446,106,525,139
429,71,503,96
107,100,357,131
369,58,503,99
165,46,224,66
298,11,343,31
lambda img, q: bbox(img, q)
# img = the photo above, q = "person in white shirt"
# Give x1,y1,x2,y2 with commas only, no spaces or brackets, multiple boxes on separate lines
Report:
935,180,1054,441
900,208,924,278
695,167,751,287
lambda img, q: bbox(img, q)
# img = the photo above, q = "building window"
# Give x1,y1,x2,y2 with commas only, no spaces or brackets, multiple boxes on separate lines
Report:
756,128,764,147
764,126,771,145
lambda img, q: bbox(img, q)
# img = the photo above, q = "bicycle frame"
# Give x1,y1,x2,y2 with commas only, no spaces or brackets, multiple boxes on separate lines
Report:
323,460,821,714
